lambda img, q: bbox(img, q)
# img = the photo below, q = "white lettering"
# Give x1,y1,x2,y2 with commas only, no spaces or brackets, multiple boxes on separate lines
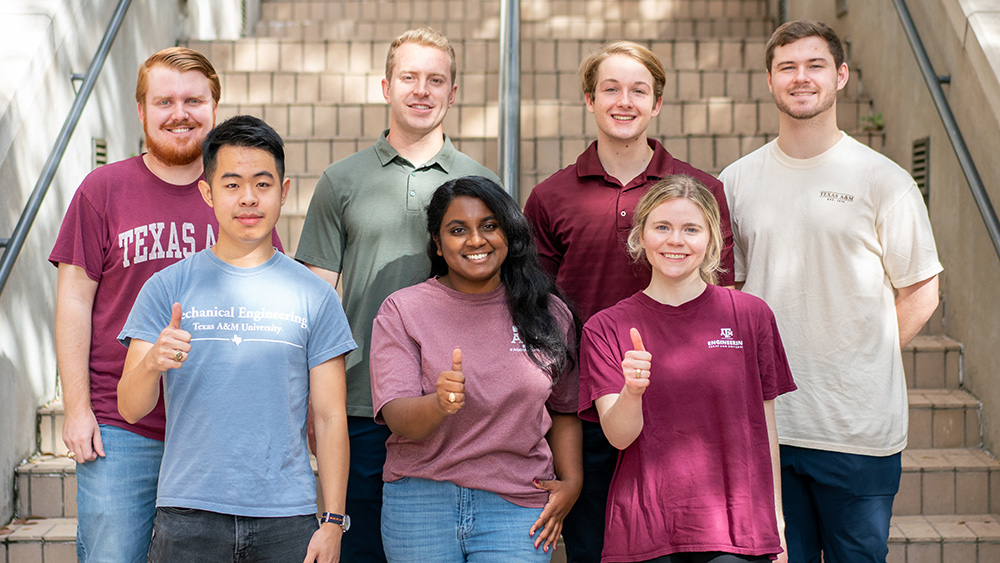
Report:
118,230,134,267
133,225,149,264
182,223,196,257
148,222,166,260
166,223,181,258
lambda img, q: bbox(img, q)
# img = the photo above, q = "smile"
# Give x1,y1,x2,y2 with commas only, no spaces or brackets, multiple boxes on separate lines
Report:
661,252,687,259
612,115,636,121
464,252,490,260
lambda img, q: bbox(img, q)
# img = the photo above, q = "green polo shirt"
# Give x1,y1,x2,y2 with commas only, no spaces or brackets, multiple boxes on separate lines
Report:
296,130,500,417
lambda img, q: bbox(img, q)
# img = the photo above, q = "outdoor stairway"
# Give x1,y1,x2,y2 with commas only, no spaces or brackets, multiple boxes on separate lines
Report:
3,1,997,561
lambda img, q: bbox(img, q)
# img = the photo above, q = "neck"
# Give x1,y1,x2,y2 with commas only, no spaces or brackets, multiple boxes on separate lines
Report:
596,134,653,186
387,126,446,166
210,237,276,268
775,111,843,159
643,271,707,307
142,152,204,185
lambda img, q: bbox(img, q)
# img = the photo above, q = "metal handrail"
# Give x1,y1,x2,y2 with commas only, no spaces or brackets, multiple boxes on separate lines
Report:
890,0,1000,261
497,0,520,200
0,0,133,296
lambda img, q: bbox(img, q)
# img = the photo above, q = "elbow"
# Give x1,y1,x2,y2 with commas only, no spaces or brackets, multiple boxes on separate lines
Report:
118,403,141,424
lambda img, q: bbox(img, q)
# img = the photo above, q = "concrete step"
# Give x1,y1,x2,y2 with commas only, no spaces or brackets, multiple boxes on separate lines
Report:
909,389,982,449
183,37,775,75
897,448,1000,516
888,514,1000,563
904,335,962,391
6,513,997,563
254,16,776,42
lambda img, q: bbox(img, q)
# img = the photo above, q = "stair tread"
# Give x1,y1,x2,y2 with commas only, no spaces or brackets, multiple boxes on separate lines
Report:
0,517,76,542
906,334,963,352
902,448,1000,471
908,388,980,408
889,514,1000,542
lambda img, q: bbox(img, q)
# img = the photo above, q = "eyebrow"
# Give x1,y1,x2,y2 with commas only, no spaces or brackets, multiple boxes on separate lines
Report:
219,170,275,180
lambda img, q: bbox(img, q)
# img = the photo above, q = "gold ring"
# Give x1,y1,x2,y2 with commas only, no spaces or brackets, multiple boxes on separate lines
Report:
635,368,642,377
174,350,184,362
67,451,76,459
448,392,456,403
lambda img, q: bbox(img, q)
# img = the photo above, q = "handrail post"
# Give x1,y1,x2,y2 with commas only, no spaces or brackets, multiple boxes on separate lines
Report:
890,0,1000,261
498,0,520,201
0,0,133,295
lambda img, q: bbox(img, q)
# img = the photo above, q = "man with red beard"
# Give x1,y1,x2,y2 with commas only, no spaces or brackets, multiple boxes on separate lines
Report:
49,47,279,563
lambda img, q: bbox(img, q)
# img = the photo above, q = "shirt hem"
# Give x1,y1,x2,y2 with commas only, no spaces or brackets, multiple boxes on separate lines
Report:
778,436,907,457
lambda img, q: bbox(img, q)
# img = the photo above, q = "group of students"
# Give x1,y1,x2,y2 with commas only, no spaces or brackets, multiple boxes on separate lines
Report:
50,17,941,563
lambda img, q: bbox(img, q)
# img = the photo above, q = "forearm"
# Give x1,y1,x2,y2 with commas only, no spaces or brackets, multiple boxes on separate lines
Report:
547,413,583,486
314,405,349,517
55,265,97,417
595,391,644,450
117,341,162,423
380,395,449,440
896,275,939,348
764,401,785,536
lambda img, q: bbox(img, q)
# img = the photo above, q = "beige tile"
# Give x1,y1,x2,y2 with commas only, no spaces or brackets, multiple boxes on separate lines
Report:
296,74,320,104
7,543,42,563
688,137,714,171
558,105,584,137
247,73,272,104
716,136,740,170
362,105,388,138
285,141,306,174
895,471,922,515
256,41,281,72
674,41,698,70
682,103,708,136
886,542,905,563
677,71,702,100
460,106,486,138
956,471,990,514
708,100,733,135
289,106,314,138
905,542,942,563
933,409,966,448
658,103,684,137
535,140,562,176
263,105,289,137
909,408,933,449
724,71,749,98
720,41,745,71
64,474,77,517
699,40,721,70
319,75,343,103
922,471,955,514
280,42,303,72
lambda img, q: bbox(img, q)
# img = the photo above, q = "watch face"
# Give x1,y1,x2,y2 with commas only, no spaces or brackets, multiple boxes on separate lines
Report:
342,514,351,532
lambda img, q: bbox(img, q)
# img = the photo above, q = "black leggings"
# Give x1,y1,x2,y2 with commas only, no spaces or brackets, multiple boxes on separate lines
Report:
645,553,772,563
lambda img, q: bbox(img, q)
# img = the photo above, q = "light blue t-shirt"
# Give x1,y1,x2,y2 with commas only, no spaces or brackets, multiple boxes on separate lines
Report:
120,249,356,517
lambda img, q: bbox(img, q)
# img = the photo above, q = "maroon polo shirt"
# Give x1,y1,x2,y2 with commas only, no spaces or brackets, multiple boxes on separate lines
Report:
524,139,735,321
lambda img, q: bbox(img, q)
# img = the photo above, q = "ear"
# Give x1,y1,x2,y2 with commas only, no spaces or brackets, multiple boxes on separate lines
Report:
584,92,596,114
447,83,457,107
432,233,443,257
198,179,214,208
137,101,146,125
650,96,663,118
836,62,849,91
280,177,291,206
381,78,391,104
766,69,773,94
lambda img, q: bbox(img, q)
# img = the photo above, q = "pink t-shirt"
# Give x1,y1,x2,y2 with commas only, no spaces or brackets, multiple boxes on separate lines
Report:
580,285,796,562
49,155,281,440
370,278,578,508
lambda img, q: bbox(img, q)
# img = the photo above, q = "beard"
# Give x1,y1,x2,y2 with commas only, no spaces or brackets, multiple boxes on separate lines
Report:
773,90,837,121
143,119,209,166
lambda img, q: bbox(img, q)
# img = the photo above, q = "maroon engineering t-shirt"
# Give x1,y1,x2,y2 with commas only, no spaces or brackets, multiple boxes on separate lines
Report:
49,156,282,440
370,279,578,508
579,285,796,561
524,139,735,322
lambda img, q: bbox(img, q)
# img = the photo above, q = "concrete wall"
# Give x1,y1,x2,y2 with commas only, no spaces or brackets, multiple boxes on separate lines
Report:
781,0,1000,453
0,0,242,525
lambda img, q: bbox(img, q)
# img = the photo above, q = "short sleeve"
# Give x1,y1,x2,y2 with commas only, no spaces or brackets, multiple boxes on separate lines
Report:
369,297,424,424
296,172,347,273
306,288,357,370
545,300,579,414
118,273,172,348
878,184,943,289
523,187,564,279
719,167,747,283
578,316,626,423
753,303,796,401
49,188,107,280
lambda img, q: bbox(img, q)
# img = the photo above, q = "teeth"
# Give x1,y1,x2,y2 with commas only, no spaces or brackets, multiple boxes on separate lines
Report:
169,127,192,132
465,252,488,260
612,115,635,121
412,104,431,109
662,253,686,259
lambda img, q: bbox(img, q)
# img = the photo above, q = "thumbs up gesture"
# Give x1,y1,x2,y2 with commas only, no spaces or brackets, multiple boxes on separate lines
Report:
436,347,466,415
149,303,192,372
620,328,652,396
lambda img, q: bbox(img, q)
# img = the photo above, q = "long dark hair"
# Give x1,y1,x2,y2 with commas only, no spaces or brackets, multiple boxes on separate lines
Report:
426,176,575,380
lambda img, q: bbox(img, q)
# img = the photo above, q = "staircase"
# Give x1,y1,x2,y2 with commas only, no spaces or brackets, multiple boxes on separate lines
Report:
3,1,997,561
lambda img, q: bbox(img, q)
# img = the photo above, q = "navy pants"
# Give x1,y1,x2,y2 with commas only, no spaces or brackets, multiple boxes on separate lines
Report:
342,415,393,562
562,419,618,563
780,445,901,563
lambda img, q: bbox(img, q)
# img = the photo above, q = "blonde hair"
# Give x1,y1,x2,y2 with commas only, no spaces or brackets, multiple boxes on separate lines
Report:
627,176,723,285
385,27,457,83
580,41,666,101
135,47,220,107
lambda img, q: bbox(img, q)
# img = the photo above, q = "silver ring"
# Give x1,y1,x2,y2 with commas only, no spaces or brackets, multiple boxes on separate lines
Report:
448,392,456,403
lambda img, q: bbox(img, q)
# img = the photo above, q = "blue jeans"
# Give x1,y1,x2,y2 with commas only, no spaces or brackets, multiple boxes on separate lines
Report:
148,507,318,562
563,419,617,563
343,416,393,562
75,424,163,563
382,477,552,562
780,445,901,563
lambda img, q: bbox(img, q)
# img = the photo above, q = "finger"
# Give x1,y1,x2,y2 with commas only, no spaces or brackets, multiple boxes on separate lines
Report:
630,327,645,352
92,425,106,458
452,347,462,373
169,303,183,329
532,478,554,491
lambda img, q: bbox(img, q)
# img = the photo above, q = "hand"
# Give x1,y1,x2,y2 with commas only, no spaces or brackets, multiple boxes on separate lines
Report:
145,303,191,373
62,407,104,463
620,328,651,396
528,476,582,553
302,523,342,563
436,348,465,415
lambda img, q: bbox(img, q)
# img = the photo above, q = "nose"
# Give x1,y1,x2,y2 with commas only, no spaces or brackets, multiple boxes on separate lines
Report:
616,89,633,108
239,185,258,206
414,77,430,96
667,229,683,244
792,65,809,82
467,228,485,246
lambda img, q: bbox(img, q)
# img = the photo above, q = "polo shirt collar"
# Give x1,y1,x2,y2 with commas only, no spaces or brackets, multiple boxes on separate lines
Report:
374,129,457,173
575,138,678,188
